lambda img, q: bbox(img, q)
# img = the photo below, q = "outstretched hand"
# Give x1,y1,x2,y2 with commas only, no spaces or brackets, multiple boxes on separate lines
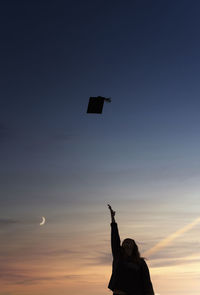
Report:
107,204,115,218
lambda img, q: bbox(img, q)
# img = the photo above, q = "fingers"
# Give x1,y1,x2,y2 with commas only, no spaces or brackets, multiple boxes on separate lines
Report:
107,204,115,217
107,204,113,212
107,204,111,210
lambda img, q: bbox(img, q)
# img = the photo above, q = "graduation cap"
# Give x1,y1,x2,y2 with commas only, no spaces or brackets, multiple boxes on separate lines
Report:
87,96,111,114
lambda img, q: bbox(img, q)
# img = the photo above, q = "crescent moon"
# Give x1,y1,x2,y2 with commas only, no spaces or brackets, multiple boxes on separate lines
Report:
40,216,46,226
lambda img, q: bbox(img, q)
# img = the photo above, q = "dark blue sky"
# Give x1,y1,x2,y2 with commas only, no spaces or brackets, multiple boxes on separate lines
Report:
1,0,200,210
1,2,200,294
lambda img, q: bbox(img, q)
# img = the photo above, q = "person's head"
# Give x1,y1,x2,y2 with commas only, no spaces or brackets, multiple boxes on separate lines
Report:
121,238,140,262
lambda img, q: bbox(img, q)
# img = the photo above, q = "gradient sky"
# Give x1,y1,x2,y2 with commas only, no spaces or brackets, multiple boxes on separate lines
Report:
1,1,200,294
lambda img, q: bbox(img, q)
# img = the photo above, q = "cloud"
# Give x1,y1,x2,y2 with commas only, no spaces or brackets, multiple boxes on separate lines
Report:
0,247,82,265
0,219,19,226
82,251,112,266
0,122,75,153
18,273,99,285
143,217,200,258
64,274,87,280
0,265,90,286
0,265,59,285
149,239,200,268
23,131,76,154
151,256,200,268
87,163,200,187
95,251,112,265
33,248,81,257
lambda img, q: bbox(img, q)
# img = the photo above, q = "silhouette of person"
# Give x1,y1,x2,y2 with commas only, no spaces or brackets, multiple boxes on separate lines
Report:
107,204,154,295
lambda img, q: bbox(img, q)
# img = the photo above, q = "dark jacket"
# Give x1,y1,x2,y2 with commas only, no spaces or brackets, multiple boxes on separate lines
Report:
108,222,154,295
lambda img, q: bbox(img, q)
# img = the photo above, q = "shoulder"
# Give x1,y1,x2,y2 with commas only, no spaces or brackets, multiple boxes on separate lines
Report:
140,257,146,263
140,258,148,268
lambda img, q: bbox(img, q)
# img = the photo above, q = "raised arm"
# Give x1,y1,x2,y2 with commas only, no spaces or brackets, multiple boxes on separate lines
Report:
108,204,116,223
107,204,121,259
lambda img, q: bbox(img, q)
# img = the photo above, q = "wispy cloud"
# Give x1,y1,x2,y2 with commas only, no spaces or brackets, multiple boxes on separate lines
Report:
143,217,200,258
148,239,200,268
0,272,56,285
41,248,80,256
0,246,82,266
17,273,100,285
0,219,19,226
83,251,112,266
0,264,92,286
24,131,76,153
151,255,200,268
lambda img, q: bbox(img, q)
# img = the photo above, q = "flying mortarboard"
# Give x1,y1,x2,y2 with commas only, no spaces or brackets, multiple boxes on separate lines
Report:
87,96,111,114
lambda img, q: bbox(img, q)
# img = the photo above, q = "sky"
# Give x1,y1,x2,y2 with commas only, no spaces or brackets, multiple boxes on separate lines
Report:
1,0,200,294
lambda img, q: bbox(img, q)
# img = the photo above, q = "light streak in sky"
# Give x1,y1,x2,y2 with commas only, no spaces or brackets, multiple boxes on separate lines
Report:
142,217,200,258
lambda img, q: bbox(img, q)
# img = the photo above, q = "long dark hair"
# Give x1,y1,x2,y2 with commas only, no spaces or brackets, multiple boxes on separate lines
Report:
120,239,142,264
